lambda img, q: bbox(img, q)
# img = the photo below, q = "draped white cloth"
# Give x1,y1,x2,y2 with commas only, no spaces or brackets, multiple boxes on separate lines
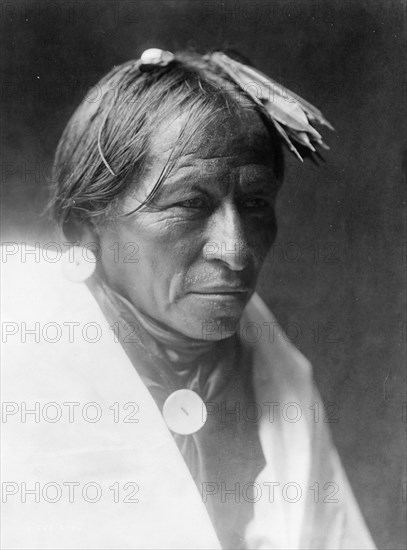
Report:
1,247,376,549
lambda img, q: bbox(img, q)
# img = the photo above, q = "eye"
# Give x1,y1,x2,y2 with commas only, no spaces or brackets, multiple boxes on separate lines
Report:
176,197,208,209
242,197,271,209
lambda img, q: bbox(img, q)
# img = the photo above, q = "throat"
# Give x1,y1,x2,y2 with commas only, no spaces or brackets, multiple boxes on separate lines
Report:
113,289,226,364
88,273,236,369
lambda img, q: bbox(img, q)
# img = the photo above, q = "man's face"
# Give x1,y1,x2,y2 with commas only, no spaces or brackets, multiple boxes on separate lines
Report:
96,109,279,340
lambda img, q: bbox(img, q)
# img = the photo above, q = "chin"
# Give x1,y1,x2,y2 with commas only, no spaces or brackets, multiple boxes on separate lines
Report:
175,292,252,340
182,311,245,341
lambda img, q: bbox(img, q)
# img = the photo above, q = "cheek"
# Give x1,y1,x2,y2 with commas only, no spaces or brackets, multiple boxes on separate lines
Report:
246,213,277,259
98,218,202,289
263,215,278,247
130,214,206,263
96,229,134,290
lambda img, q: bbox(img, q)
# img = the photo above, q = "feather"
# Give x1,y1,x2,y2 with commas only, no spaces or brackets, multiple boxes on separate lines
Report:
272,120,304,162
234,58,335,130
212,53,312,132
210,51,334,162
288,131,316,152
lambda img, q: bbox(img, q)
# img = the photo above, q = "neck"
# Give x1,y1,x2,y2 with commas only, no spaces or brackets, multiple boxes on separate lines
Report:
91,274,235,364
114,289,220,360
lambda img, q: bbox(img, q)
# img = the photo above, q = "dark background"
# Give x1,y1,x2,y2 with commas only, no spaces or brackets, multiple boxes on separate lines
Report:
1,1,406,547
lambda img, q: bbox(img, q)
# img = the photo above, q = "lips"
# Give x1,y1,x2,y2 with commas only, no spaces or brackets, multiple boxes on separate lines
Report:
188,285,250,295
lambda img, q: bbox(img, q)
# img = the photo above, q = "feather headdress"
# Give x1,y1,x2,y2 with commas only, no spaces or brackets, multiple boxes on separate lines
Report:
208,51,334,162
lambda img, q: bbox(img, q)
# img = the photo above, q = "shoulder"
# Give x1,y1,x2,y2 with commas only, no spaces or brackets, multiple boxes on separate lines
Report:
243,292,315,403
1,243,99,320
1,243,140,412
244,292,313,377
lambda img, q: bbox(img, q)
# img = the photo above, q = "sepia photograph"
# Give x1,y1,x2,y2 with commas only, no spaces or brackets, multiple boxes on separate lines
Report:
1,1,405,549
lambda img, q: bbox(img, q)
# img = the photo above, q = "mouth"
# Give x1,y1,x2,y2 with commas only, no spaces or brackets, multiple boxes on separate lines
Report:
188,286,250,295
186,286,251,304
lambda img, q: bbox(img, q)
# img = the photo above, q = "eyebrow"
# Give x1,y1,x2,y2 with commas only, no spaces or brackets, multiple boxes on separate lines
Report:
162,161,276,180
153,169,277,201
153,180,211,198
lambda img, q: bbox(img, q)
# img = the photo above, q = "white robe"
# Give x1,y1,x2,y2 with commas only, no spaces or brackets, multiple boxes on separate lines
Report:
1,246,376,549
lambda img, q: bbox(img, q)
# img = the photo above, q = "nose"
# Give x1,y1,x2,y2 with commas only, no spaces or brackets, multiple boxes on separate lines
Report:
204,203,250,271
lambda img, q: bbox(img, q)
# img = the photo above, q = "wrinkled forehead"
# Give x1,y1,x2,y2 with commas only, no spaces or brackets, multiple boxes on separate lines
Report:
146,108,276,169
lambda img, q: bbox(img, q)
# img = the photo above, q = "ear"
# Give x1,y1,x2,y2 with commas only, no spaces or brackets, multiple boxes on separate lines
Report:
79,224,100,251
63,219,100,252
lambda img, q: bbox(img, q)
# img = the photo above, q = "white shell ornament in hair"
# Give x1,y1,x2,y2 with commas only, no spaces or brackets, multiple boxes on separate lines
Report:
140,48,174,69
